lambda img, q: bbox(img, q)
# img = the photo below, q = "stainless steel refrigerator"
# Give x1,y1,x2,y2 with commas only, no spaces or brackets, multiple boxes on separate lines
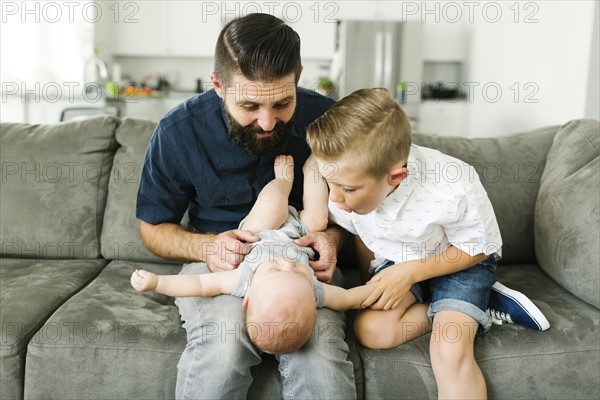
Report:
334,20,423,116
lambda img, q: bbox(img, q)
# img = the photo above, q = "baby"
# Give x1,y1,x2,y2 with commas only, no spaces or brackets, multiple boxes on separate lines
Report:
132,155,374,354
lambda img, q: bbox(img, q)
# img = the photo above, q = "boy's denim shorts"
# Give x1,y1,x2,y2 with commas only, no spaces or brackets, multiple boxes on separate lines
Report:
374,255,497,332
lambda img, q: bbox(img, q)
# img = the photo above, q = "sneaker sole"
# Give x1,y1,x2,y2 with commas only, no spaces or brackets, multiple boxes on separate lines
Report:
491,282,551,331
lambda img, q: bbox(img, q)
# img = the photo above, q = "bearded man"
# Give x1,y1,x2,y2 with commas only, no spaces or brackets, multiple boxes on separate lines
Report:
136,13,355,400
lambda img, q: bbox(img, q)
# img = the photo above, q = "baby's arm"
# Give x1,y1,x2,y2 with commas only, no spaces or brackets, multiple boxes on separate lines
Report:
241,155,294,233
321,283,377,311
299,155,329,232
131,268,240,297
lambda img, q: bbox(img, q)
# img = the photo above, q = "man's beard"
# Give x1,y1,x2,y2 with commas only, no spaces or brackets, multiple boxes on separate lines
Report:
225,107,292,157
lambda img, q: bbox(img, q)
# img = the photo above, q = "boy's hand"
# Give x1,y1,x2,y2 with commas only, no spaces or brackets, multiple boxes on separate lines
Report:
363,265,416,310
295,231,338,283
204,230,260,272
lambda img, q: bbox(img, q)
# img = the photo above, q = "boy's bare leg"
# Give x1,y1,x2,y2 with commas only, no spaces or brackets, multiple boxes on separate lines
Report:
299,154,329,232
354,293,431,349
241,155,294,233
430,310,486,399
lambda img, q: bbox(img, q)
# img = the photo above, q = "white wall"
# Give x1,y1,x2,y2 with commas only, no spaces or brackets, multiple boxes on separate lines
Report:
465,1,596,137
585,1,599,120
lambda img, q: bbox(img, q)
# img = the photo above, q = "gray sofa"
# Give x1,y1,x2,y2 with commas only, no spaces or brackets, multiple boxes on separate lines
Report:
1,115,598,399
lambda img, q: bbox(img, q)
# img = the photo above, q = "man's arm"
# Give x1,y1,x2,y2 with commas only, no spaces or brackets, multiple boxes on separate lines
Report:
322,284,375,311
294,224,351,283
139,221,259,272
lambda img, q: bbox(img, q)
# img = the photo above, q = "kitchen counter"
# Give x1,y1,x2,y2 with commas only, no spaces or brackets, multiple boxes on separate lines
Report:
0,91,199,124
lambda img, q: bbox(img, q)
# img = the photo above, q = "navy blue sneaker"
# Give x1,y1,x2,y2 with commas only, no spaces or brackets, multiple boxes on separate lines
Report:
487,282,550,331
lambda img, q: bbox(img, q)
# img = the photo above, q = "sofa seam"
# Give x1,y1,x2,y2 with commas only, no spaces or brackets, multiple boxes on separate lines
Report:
26,343,182,354
95,117,120,258
571,120,600,154
360,347,600,364
1,261,109,352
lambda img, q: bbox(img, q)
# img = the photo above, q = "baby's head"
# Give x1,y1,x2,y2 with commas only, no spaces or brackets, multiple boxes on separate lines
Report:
243,258,317,354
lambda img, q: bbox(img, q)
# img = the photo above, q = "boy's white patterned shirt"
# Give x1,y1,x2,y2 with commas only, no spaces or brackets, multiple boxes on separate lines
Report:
329,145,502,269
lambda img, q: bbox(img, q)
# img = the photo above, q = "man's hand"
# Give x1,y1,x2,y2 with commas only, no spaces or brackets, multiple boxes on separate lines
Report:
362,264,416,310
203,229,260,272
295,230,338,283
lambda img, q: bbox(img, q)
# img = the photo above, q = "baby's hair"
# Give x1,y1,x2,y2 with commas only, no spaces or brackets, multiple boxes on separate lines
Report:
245,270,316,354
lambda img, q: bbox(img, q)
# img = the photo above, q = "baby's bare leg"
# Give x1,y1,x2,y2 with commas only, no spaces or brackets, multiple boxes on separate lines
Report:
241,155,294,233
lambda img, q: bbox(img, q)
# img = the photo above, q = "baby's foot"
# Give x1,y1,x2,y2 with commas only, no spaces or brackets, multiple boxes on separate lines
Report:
130,269,159,292
274,155,294,183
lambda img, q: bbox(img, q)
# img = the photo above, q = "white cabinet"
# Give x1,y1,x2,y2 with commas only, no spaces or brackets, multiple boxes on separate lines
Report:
109,1,220,57
123,93,195,121
122,98,166,121
167,2,221,57
109,1,168,56
418,101,468,136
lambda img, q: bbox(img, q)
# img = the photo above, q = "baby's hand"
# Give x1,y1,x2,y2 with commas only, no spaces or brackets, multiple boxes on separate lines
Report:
130,269,159,292
274,155,294,183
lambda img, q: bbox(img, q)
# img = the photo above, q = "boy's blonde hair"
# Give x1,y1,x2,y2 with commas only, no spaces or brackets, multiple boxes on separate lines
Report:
307,88,412,178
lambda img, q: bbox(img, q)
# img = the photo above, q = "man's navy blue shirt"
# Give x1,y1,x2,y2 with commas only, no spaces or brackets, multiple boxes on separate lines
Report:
136,88,335,234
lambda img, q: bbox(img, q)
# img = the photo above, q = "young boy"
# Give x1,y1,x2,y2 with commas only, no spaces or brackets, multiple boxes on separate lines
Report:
306,87,548,398
131,155,375,355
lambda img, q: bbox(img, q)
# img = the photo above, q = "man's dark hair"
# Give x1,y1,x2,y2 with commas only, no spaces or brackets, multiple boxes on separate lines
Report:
214,13,302,88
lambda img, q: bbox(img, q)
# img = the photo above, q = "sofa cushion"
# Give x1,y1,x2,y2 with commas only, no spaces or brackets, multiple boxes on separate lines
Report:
0,117,119,259
24,260,362,399
534,119,600,308
413,126,557,264
358,263,600,399
0,258,107,399
100,117,189,263
24,260,185,399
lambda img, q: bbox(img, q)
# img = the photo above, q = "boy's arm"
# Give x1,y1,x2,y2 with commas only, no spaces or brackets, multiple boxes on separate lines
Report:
299,155,329,233
321,283,376,311
153,268,241,297
364,246,487,310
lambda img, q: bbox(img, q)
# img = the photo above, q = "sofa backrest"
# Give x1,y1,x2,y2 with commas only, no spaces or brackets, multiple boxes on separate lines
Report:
534,119,600,308
413,125,558,264
100,117,171,263
103,117,559,266
1,116,119,259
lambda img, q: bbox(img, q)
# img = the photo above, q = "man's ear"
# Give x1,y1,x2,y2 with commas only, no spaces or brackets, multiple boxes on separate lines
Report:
242,295,249,308
388,162,408,187
211,72,223,98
